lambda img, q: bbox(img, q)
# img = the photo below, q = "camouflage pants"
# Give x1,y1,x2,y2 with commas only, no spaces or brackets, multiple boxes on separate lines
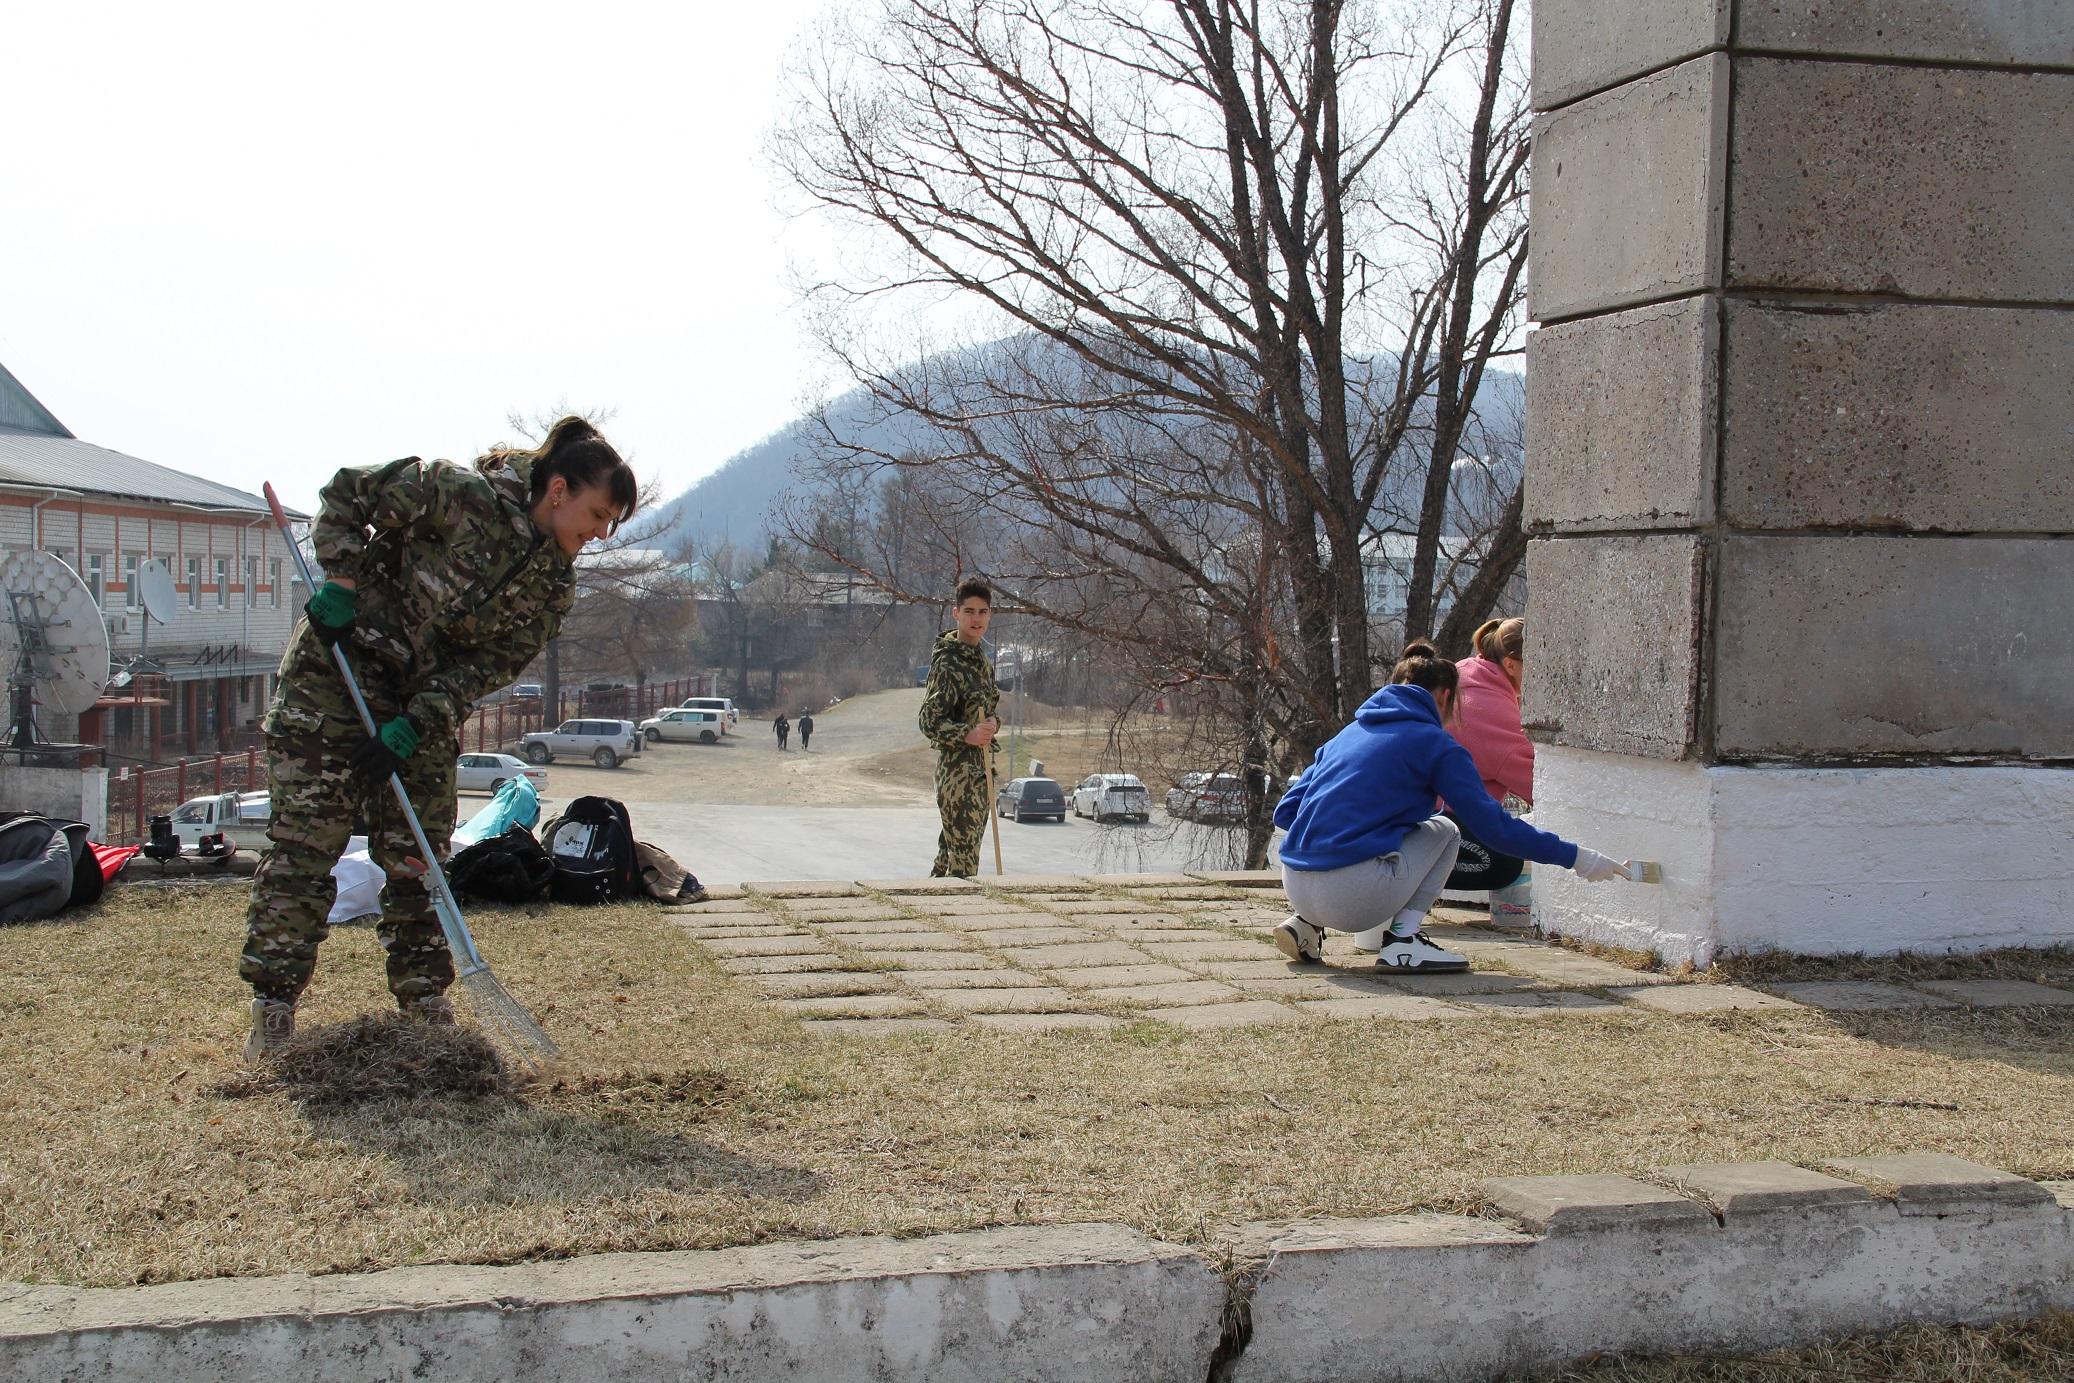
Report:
930,747,992,878
239,699,458,1004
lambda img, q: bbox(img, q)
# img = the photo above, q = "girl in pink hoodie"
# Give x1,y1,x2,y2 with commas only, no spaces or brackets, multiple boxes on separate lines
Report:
1452,617,1533,806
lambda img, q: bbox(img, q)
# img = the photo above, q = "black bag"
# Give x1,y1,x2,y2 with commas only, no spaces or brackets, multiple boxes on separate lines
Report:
446,825,555,904
1442,810,1525,893
540,796,641,904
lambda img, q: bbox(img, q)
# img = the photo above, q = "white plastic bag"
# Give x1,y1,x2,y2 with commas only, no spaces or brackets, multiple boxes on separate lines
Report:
328,836,383,925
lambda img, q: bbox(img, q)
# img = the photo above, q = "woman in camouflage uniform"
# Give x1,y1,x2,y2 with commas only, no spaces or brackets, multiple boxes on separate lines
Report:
240,417,637,1060
918,576,1000,878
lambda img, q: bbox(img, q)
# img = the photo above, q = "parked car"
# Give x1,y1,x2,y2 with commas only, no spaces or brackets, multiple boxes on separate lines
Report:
456,752,549,794
994,776,1068,823
1072,772,1151,823
520,718,642,768
641,707,725,744
1165,771,1245,824
675,696,739,731
505,683,544,703
167,791,271,850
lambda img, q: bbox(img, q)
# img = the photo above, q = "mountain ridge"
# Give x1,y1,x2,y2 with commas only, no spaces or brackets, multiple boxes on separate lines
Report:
637,343,1524,552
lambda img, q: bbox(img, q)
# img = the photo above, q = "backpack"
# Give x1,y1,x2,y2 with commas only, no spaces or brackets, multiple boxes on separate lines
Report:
445,825,556,905
540,796,641,904
1440,810,1525,893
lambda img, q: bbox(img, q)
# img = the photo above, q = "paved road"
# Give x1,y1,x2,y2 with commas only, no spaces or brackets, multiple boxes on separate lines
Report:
458,686,1286,884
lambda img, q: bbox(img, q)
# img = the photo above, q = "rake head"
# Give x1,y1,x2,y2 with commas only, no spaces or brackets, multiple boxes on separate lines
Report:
456,967,560,1074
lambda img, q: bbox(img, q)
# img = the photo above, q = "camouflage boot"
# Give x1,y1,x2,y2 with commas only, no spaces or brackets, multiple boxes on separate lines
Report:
243,999,296,1063
401,993,457,1025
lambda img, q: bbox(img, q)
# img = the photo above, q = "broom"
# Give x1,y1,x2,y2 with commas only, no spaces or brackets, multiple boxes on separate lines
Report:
264,483,558,1072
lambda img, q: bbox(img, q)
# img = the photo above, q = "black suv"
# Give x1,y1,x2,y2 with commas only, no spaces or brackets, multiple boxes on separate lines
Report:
994,776,1068,823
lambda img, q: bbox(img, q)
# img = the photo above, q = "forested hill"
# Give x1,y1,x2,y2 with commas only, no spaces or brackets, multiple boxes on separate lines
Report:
636,343,1523,552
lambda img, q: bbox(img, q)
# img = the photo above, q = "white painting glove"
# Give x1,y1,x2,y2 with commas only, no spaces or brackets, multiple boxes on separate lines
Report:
1572,847,1622,883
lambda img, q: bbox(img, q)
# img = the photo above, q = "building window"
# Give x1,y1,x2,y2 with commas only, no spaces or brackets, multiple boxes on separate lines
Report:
246,556,259,608
270,558,282,607
85,554,104,607
123,553,141,609
187,556,201,608
215,557,228,609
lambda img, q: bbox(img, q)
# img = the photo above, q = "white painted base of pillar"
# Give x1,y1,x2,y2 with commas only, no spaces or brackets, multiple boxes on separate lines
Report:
1531,747,2074,967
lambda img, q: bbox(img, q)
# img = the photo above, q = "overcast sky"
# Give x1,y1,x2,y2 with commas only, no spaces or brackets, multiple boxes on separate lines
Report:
1,1,838,514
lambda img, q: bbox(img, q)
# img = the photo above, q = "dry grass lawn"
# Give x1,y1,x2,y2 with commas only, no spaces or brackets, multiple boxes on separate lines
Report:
1544,1309,2074,1381
3,884,2071,1289
1711,943,2074,989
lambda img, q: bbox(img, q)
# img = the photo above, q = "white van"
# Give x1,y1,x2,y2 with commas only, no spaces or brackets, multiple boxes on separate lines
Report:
168,791,271,849
675,697,738,732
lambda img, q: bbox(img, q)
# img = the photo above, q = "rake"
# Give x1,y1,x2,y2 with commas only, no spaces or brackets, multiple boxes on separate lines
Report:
264,483,558,1071
984,737,1004,876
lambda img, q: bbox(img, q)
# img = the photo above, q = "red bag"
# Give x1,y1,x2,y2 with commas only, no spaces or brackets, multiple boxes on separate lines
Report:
91,843,141,880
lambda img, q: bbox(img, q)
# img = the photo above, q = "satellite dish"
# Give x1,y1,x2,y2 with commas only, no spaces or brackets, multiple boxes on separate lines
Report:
138,559,178,625
0,551,112,715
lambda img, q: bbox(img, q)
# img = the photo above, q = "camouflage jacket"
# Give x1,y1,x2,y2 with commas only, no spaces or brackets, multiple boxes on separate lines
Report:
918,630,999,755
269,455,574,742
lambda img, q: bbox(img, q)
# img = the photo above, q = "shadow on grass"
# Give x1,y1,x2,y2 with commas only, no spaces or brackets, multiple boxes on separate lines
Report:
1823,1004,2074,1086
1700,944,2074,1084
215,1016,822,1208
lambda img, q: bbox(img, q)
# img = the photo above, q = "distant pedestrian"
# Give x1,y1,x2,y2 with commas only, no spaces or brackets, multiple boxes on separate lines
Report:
918,576,999,877
797,712,814,750
774,713,790,750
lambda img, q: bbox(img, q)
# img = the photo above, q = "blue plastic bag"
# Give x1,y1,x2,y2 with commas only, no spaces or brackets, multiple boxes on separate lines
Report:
452,777,542,849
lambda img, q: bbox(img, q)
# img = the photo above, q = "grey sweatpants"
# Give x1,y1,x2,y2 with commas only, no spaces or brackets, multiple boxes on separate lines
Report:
1280,816,1462,933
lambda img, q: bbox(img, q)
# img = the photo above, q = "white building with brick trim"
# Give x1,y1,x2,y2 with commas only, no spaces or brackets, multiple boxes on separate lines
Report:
0,361,305,761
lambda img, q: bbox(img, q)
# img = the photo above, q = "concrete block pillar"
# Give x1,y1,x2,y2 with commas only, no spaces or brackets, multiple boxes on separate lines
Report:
1522,2,2074,964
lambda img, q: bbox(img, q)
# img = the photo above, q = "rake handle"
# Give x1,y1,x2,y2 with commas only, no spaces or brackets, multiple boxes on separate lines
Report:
262,483,486,974
984,733,1003,877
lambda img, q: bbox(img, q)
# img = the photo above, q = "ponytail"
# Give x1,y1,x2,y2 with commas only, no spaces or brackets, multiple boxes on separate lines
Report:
1473,616,1525,663
480,415,639,532
1389,639,1458,698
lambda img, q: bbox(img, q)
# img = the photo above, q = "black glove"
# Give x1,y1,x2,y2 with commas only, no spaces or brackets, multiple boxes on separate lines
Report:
348,714,421,783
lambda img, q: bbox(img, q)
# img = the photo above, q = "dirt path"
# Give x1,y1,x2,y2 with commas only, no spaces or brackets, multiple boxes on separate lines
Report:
536,687,940,810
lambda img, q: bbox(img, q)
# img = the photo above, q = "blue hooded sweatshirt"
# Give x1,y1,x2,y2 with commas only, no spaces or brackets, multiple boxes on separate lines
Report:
1274,684,1579,872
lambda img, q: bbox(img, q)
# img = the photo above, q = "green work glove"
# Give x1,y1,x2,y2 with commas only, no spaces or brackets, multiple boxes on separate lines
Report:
305,581,357,646
377,715,420,758
348,714,422,783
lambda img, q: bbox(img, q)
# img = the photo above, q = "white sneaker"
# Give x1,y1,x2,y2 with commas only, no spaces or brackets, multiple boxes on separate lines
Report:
1273,915,1326,964
1375,932,1469,974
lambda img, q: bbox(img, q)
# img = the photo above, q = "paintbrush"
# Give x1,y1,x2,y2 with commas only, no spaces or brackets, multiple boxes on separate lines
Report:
1625,861,1662,884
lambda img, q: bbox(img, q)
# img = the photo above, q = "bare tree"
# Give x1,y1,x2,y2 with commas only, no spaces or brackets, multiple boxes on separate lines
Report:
774,0,1529,862
1391,0,1530,641
555,546,701,702
688,540,764,705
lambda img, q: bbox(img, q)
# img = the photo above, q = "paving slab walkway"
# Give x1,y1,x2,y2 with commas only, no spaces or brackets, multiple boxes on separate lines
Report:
662,881,2074,1037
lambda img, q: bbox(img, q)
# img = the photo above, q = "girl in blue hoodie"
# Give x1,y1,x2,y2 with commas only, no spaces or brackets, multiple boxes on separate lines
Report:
1271,642,1626,973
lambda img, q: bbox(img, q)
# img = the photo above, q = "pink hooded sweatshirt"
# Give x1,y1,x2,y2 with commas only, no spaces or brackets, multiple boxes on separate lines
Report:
1450,653,1534,806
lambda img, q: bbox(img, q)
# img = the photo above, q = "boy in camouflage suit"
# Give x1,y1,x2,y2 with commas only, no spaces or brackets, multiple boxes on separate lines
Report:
918,577,1000,878
241,420,635,1061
